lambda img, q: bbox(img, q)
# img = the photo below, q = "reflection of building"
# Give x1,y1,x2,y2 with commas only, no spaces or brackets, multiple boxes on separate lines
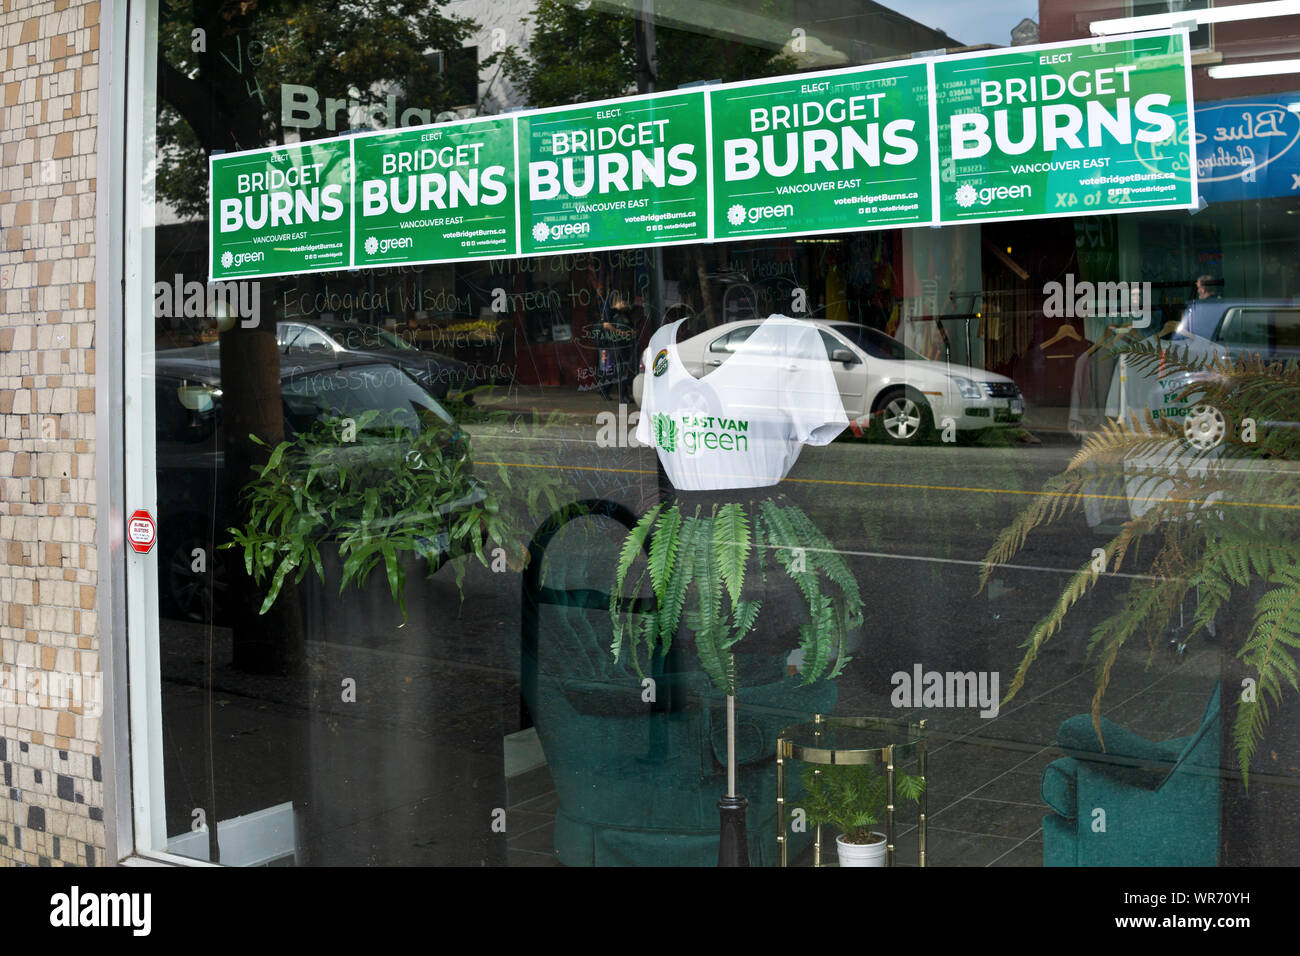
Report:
462,0,971,113
1011,17,1039,46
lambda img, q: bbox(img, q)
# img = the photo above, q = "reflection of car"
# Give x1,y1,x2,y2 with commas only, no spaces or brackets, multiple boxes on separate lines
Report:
154,346,483,623
1142,300,1300,450
1086,301,1300,529
276,320,470,401
632,318,1024,444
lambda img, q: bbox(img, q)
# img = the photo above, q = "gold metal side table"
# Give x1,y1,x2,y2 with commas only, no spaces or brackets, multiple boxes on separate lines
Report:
776,714,927,867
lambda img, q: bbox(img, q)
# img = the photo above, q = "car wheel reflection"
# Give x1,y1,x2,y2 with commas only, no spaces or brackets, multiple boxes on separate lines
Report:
161,521,227,624
877,392,932,444
1184,403,1229,451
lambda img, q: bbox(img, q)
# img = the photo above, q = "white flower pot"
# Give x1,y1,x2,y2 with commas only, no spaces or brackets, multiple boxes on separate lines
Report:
836,833,888,867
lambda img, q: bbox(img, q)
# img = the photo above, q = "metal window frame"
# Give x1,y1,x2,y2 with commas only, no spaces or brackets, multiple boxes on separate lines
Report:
98,0,133,867
101,0,184,866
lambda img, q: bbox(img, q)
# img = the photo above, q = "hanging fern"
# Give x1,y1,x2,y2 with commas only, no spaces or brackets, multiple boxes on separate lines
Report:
611,499,863,696
980,338,1300,783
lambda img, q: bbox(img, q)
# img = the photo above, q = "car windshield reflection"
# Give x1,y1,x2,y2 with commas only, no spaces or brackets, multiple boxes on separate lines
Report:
832,323,927,361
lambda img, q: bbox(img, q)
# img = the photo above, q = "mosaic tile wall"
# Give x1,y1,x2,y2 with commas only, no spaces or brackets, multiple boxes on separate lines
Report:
0,0,105,867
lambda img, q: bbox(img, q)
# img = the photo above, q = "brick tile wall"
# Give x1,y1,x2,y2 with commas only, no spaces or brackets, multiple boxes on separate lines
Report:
0,0,103,868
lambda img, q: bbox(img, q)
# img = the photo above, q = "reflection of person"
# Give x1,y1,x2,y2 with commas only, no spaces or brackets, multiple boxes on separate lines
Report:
599,297,635,402
1195,275,1220,301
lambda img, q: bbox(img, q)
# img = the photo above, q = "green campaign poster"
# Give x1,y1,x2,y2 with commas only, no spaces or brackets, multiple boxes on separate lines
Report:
516,90,709,255
210,139,353,279
353,117,516,267
209,31,1196,279
933,30,1196,224
709,62,932,239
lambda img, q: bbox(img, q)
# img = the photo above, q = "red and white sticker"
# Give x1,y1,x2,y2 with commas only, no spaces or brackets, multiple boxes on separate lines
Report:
127,509,156,554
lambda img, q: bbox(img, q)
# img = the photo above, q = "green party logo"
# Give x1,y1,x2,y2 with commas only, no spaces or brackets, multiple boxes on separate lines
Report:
653,413,678,452
954,182,1032,209
220,250,265,269
363,235,414,255
653,412,750,455
725,202,794,226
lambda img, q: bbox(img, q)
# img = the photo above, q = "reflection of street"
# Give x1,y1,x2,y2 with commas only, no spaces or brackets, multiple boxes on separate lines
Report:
159,413,1245,866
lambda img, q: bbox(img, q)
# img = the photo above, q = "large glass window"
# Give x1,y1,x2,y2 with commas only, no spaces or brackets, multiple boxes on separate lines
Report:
123,0,1300,868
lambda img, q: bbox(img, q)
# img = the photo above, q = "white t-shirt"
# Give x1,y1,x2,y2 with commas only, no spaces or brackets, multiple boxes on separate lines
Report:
636,315,848,490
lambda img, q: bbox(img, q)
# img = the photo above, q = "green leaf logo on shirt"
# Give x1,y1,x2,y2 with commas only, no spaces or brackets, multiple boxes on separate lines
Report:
653,413,678,452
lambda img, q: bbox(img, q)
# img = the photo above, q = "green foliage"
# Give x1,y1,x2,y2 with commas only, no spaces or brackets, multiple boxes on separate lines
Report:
610,500,862,695
799,762,925,845
980,339,1300,783
157,0,478,217
485,0,798,109
224,409,518,616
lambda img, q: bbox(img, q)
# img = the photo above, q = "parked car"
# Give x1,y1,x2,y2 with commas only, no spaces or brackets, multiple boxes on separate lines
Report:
1079,300,1300,530
1145,299,1300,450
276,319,470,401
153,345,484,623
632,318,1024,444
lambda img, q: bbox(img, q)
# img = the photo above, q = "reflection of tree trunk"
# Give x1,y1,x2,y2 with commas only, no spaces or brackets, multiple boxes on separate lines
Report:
693,247,713,329
219,322,305,675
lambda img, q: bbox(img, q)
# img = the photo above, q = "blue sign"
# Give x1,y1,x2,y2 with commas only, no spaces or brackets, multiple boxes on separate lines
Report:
1194,94,1300,203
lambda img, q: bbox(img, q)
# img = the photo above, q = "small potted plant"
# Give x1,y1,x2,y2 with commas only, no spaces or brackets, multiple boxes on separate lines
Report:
799,762,925,867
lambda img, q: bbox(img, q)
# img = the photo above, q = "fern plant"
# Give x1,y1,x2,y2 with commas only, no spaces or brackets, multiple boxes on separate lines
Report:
610,498,863,695
225,408,528,616
799,762,925,845
980,338,1300,782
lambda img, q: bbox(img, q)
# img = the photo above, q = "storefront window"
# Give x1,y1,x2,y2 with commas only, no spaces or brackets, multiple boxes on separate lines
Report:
123,0,1300,866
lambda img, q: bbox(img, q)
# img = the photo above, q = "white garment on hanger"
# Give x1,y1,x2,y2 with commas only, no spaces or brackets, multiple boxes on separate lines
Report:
636,315,848,491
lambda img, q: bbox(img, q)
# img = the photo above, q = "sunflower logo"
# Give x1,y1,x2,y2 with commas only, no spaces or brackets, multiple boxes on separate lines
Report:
220,250,233,269
726,204,746,226
955,184,978,208
364,236,379,255
532,222,551,242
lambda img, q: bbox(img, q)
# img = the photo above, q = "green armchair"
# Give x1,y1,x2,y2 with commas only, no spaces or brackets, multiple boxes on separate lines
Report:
1041,681,1221,866
521,500,836,866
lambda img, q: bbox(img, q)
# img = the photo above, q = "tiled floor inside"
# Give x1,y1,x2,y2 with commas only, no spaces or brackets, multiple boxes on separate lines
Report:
504,642,1220,867
503,734,1055,867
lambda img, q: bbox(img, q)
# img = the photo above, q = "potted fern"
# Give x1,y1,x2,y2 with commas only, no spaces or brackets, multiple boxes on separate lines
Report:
226,407,520,622
800,762,925,867
610,495,864,864
226,397,579,622
611,497,863,695
222,399,578,865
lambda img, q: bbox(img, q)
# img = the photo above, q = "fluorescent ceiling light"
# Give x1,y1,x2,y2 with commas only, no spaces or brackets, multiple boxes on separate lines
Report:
1091,0,1300,36
1209,57,1300,77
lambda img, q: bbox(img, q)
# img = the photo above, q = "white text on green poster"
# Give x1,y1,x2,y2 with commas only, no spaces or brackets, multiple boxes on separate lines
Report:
709,62,932,239
353,117,516,267
210,140,352,280
933,31,1195,223
517,90,709,255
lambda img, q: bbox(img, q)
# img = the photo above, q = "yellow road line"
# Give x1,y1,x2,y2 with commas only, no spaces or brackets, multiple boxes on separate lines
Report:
484,460,1300,512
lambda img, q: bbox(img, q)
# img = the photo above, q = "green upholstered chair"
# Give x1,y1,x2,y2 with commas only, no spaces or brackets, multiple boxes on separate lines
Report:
1041,681,1221,867
521,500,837,866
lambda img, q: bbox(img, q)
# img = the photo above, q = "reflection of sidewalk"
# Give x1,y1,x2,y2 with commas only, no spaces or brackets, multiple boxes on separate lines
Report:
474,385,630,421
1022,406,1070,435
